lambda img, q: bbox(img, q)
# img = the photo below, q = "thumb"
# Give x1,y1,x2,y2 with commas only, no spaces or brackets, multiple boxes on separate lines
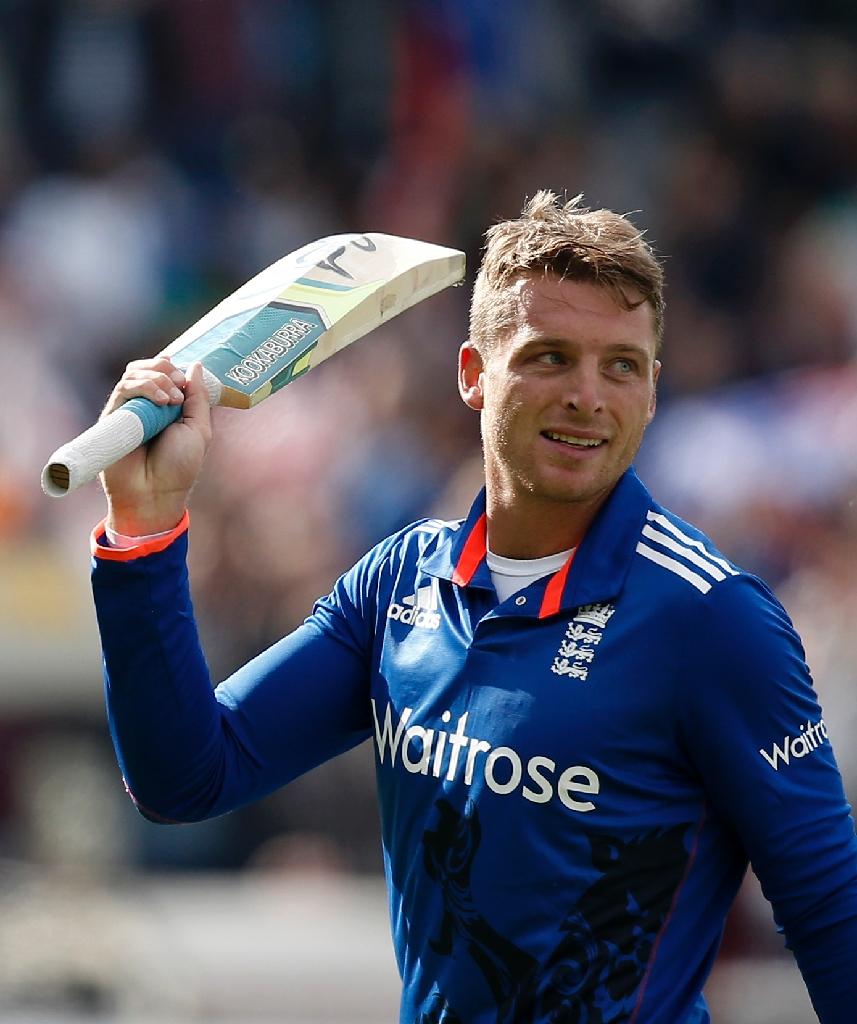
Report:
181,361,213,434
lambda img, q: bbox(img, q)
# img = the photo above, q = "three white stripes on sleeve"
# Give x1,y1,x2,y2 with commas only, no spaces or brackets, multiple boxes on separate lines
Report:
636,511,738,594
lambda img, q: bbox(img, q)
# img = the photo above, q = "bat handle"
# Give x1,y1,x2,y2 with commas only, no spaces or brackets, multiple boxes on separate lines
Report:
41,369,222,498
124,395,185,443
41,368,222,498
41,398,182,498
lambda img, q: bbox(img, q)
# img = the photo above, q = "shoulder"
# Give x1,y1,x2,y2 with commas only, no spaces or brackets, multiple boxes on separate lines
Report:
630,501,800,647
630,503,807,692
358,516,462,578
323,516,463,616
310,516,462,647
633,504,744,600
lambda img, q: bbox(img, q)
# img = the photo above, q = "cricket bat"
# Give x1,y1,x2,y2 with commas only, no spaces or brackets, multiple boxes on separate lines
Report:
41,233,465,497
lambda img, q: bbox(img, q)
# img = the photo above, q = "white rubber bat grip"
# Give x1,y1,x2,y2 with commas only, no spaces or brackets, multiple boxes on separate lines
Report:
41,369,222,498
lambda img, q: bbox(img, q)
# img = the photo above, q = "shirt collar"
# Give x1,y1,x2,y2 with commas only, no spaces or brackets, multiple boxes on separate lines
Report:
421,467,653,618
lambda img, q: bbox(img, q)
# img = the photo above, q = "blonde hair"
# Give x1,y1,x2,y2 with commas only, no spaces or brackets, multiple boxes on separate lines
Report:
469,191,665,352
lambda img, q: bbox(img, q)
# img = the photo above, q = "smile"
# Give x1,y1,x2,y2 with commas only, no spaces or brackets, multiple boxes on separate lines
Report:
542,431,606,449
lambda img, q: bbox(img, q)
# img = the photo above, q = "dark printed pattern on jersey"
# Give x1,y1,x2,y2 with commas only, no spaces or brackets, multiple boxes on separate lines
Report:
421,799,691,1023
417,987,464,1024
423,799,540,1020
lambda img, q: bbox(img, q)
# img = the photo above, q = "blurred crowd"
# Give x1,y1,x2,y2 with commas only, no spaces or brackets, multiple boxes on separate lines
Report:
1,0,857,981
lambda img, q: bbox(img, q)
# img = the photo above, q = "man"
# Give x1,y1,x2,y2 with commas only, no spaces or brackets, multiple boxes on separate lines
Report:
91,193,857,1023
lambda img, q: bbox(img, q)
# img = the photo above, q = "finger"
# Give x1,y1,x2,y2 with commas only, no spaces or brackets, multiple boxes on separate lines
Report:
103,370,185,417
120,370,185,402
127,357,186,386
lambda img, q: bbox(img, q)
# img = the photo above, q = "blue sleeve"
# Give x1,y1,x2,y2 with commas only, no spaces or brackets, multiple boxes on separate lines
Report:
679,574,857,1022
92,528,396,823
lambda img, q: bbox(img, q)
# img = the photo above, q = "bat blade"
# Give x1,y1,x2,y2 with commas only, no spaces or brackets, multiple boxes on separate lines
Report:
41,233,465,497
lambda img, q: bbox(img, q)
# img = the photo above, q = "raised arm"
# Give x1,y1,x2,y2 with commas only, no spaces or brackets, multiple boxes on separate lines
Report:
91,358,374,822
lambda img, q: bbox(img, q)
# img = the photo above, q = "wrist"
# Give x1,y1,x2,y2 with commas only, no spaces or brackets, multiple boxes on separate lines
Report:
92,509,189,561
105,523,177,548
106,502,187,538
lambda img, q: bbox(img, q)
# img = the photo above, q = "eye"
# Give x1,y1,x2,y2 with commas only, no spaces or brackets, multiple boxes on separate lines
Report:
535,351,565,366
610,357,637,375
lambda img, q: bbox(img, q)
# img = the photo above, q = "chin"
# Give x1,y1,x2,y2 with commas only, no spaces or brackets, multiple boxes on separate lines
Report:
527,476,602,506
541,464,623,506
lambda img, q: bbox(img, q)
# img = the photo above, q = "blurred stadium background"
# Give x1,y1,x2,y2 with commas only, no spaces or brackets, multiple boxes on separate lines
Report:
2,1,856,1021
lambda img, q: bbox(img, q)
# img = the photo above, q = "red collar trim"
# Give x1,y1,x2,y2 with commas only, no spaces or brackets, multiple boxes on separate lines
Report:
452,512,487,586
538,547,578,619
452,510,581,615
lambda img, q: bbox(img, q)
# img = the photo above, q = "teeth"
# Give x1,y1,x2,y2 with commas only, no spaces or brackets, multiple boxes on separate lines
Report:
545,432,603,447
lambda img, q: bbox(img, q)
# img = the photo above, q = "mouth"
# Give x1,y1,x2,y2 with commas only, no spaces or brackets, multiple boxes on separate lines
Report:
541,430,607,450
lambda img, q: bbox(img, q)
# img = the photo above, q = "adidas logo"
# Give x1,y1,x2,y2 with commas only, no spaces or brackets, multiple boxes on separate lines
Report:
387,580,441,631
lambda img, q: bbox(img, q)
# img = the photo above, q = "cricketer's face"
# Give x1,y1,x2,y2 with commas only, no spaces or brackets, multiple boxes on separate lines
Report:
459,274,660,525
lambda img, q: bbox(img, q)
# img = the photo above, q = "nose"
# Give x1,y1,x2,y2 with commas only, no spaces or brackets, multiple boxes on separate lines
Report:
563,363,604,416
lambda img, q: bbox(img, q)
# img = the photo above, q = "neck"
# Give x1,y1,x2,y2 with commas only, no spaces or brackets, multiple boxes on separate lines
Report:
485,487,609,559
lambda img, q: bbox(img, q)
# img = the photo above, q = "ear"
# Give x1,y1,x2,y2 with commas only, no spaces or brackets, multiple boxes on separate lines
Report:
458,341,485,411
646,360,661,424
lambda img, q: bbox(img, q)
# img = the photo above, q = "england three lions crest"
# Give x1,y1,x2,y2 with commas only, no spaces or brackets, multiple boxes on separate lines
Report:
550,602,616,681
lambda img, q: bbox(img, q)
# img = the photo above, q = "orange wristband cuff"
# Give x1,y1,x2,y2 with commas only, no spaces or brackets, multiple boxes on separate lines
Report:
90,510,190,561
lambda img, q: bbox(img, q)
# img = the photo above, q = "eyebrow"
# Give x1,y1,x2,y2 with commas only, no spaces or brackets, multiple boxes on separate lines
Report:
516,336,653,360
602,343,652,360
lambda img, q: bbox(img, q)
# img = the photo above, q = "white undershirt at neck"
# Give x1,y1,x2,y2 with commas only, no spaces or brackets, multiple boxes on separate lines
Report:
486,547,574,603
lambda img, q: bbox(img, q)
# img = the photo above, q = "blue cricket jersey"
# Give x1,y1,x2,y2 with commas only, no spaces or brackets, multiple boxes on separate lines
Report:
91,468,857,1023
